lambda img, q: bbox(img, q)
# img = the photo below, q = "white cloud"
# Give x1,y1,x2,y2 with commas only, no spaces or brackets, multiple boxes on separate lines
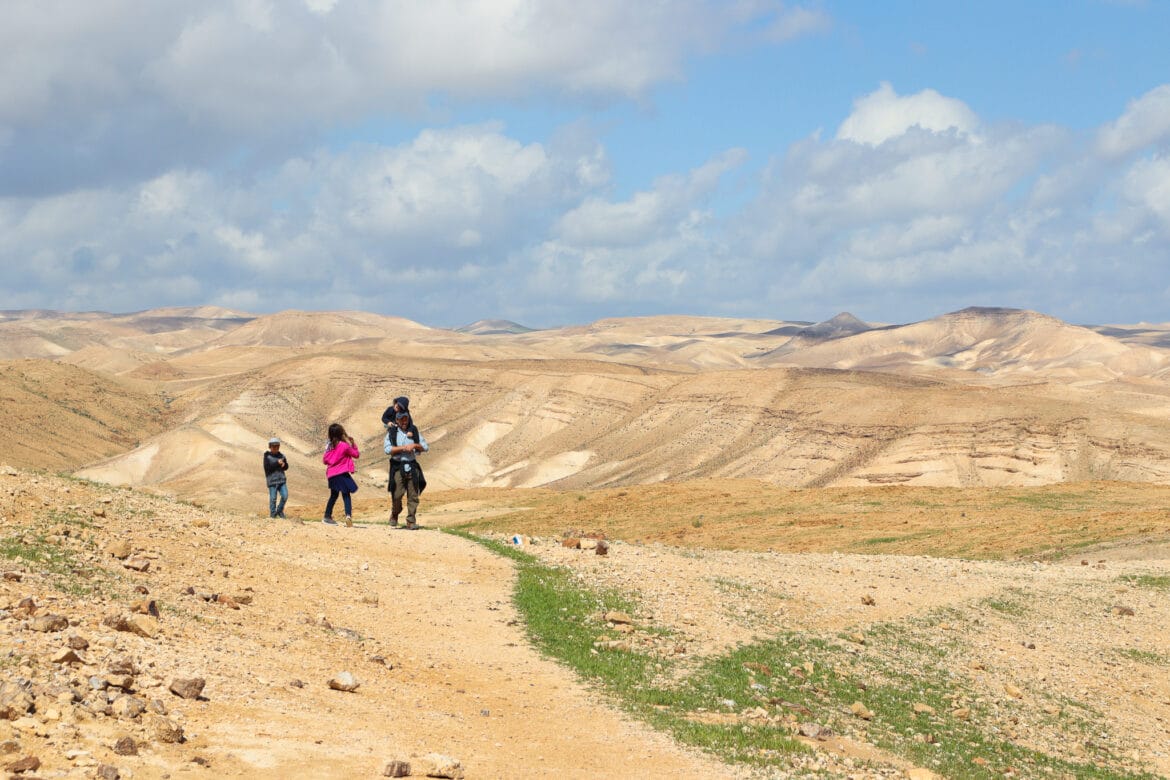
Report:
836,82,980,146
1096,84,1170,159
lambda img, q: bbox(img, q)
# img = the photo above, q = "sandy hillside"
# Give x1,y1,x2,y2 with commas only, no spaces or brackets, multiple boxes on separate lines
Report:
4,306,1170,509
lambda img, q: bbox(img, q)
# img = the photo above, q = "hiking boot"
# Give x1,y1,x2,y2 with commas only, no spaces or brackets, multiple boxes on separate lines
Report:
344,516,353,528
406,522,419,530
322,517,338,525
389,516,399,528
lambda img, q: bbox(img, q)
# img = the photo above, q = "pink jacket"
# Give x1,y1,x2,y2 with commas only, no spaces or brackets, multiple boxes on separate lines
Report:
322,441,360,478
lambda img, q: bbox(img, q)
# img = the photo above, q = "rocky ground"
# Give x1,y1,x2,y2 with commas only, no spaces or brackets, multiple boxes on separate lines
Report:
2,465,1169,778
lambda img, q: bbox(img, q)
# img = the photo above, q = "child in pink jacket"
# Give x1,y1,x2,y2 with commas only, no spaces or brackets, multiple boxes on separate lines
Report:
322,422,359,526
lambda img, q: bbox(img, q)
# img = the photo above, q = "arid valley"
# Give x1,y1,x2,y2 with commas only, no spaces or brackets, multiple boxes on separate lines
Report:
2,306,1170,779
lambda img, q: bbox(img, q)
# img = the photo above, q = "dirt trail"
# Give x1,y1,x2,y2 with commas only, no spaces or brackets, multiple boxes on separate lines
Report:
187,520,743,779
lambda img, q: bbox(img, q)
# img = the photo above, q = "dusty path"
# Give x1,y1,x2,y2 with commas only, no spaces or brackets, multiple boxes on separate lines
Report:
0,467,744,780
162,517,748,779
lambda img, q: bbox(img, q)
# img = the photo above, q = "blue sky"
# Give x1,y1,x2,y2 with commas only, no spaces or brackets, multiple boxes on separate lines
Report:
2,1,1169,328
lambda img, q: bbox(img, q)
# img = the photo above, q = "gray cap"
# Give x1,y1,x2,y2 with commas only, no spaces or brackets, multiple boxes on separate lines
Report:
395,410,410,420
268,437,281,445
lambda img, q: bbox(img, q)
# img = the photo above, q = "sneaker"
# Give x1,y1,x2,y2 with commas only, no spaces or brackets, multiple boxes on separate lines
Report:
406,522,419,530
344,516,353,528
322,517,338,525
276,512,286,519
389,518,399,528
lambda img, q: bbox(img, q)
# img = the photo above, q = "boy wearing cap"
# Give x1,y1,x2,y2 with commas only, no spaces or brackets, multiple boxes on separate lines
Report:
384,410,428,529
263,437,290,518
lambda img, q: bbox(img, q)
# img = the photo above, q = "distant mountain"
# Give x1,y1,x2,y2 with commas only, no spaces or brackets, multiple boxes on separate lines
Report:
203,310,430,348
757,306,1170,381
455,319,536,335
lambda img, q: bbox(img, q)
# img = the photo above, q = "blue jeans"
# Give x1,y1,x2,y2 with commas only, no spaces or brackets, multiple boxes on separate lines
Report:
268,483,288,517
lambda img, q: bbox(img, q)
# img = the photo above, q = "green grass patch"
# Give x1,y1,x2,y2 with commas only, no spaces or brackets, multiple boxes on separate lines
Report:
453,529,1158,778
0,529,109,596
1116,648,1170,666
1117,574,1170,591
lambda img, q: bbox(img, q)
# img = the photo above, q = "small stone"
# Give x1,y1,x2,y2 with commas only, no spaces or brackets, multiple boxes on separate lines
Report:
0,681,35,720
595,540,609,555
561,538,581,549
1109,605,1135,617
51,648,85,665
169,678,206,700
130,600,159,617
2,572,22,582
66,634,89,650
110,695,146,720
798,722,831,740
112,736,138,756
850,701,873,720
604,611,633,625
1004,683,1023,699
951,707,971,720
860,594,876,606
383,759,411,777
214,594,240,610
145,714,184,744
28,614,69,632
127,614,160,638
289,679,305,688
328,672,360,692
122,556,151,572
96,764,120,780
0,740,18,754
913,702,935,715
106,541,132,559
417,752,464,779
5,754,39,773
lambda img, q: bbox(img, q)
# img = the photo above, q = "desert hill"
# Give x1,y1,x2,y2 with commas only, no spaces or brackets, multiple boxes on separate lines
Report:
4,306,1170,508
0,360,168,471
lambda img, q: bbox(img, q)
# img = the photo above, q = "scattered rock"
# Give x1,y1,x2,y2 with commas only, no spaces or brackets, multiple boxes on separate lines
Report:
122,556,151,572
4,754,40,773
105,541,132,559
130,600,159,616
50,648,85,665
951,707,971,720
0,681,35,720
913,702,935,715
860,594,876,606
127,614,160,638
328,672,360,692
798,722,832,740
383,759,411,777
66,634,89,650
112,736,138,756
145,714,185,744
1109,605,1135,617
604,611,633,625
96,764,120,780
1004,683,1024,699
850,701,873,720
28,614,69,632
110,695,146,720
168,678,206,700
561,538,581,549
417,752,464,779
2,572,22,582
595,539,609,555
214,594,240,609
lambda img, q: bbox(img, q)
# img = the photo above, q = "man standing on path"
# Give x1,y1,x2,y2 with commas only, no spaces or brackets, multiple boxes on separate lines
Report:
263,437,289,518
384,409,427,529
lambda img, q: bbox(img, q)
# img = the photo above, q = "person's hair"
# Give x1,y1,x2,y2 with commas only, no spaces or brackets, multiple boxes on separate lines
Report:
327,423,347,448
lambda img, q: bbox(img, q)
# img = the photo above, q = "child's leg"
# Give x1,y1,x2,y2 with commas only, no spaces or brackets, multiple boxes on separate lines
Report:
342,491,352,518
324,489,339,518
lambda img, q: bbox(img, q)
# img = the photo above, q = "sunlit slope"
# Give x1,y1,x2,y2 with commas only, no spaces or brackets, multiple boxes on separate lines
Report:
0,359,168,471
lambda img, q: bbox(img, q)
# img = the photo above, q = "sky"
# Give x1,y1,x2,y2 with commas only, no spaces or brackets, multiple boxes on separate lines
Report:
2,1,1170,329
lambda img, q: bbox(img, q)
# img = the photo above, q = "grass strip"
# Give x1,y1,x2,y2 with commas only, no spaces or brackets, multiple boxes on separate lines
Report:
451,529,1160,778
